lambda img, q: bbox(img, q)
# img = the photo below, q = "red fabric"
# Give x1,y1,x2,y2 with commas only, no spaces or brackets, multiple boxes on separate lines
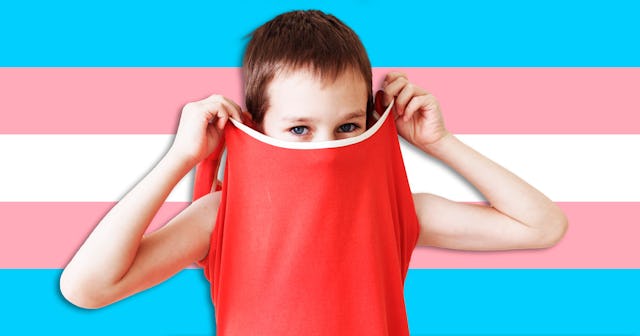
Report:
192,92,420,335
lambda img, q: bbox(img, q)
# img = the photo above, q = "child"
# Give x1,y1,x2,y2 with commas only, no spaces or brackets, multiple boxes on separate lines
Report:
60,9,568,335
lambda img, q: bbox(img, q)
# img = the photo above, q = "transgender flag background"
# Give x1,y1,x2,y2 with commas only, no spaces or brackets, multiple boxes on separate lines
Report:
1,1,639,334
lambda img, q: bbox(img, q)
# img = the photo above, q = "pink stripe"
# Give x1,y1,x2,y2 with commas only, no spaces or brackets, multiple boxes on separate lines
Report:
1,68,639,134
0,202,184,268
410,202,640,269
0,68,243,134
1,202,638,268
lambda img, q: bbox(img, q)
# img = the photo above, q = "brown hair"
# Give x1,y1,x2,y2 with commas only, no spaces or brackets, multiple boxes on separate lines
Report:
242,10,374,129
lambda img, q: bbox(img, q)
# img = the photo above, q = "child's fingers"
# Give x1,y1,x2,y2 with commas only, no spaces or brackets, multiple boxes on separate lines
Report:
403,95,429,122
383,71,408,86
394,83,416,116
396,78,428,115
197,100,226,130
200,100,224,123
394,82,428,115
198,98,241,129
201,94,242,122
382,76,408,106
222,97,244,122
215,103,237,130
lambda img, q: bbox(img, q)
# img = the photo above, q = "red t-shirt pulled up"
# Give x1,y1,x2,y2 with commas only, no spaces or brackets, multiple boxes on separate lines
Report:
193,93,419,335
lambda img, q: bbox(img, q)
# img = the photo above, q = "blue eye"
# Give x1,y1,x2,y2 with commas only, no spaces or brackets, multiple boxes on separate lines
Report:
338,123,359,133
290,126,308,135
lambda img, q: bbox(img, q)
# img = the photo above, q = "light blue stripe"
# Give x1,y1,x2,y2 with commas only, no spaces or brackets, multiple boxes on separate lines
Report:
1,1,639,66
405,269,640,335
2,269,215,335
0,269,638,335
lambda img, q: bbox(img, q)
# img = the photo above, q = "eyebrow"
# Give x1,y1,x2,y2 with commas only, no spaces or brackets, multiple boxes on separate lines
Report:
281,110,366,123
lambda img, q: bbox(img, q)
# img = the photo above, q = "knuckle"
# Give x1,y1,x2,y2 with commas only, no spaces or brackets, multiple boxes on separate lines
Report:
209,94,223,101
211,101,223,111
384,86,393,94
425,94,437,103
405,83,414,92
182,102,196,113
224,96,237,105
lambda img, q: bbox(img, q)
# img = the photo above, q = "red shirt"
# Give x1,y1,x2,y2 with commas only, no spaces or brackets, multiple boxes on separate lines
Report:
193,95,419,335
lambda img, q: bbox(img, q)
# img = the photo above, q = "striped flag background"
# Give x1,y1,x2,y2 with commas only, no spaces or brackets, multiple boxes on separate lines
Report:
1,1,639,334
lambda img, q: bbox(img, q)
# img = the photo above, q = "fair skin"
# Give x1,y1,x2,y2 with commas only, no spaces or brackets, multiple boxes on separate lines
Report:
260,68,368,141
60,68,568,309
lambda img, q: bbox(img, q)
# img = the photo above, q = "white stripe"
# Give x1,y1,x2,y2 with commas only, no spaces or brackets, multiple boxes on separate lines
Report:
401,134,640,202
1,134,638,202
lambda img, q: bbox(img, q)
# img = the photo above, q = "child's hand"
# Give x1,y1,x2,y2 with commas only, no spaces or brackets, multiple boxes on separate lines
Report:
382,72,450,153
169,94,244,166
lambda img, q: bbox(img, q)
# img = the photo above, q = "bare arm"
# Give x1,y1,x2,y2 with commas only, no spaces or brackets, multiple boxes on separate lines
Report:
382,71,568,250
60,150,213,308
60,94,242,308
413,133,568,250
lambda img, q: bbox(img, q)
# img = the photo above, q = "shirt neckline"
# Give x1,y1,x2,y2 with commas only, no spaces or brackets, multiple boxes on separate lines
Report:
227,99,394,150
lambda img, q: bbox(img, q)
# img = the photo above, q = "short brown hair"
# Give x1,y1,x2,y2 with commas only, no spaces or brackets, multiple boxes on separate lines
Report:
243,10,374,128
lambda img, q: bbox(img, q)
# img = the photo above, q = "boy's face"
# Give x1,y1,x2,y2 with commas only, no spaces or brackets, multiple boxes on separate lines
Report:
259,67,368,142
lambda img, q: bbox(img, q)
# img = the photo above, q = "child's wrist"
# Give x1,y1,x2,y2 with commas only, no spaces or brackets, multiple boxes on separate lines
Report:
166,147,198,169
420,131,454,156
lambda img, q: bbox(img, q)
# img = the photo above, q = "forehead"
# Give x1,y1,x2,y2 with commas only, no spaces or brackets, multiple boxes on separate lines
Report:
266,67,367,116
271,65,365,86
